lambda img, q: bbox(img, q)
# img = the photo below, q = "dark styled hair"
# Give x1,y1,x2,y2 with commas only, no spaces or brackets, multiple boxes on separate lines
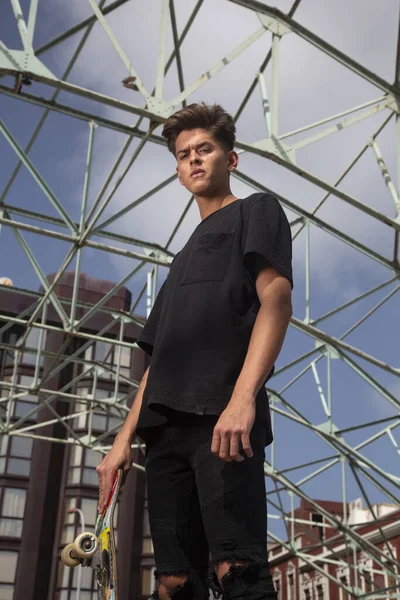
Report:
162,102,236,156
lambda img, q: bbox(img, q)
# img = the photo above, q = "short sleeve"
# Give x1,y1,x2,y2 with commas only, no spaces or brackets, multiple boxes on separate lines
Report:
243,194,293,288
136,280,167,356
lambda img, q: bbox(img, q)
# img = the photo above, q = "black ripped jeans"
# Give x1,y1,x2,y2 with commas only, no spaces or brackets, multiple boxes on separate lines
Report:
145,411,277,600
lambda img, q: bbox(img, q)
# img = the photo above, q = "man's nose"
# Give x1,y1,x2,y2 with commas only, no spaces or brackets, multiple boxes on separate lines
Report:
190,152,201,164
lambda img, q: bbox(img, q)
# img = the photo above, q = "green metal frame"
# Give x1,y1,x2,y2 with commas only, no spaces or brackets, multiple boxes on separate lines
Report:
1,1,400,597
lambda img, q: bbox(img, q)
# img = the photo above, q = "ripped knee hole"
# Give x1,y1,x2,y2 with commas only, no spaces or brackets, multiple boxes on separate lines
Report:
153,571,195,600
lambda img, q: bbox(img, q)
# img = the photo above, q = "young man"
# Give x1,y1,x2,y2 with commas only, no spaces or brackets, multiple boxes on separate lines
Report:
96,103,293,600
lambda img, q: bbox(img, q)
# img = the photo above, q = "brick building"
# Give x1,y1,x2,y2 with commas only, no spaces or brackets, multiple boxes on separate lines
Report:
268,497,399,600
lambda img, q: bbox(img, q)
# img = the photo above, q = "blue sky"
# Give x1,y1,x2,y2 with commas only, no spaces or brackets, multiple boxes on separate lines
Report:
1,0,400,539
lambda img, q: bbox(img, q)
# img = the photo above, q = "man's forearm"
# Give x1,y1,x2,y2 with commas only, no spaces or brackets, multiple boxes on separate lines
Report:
117,366,149,442
234,296,292,400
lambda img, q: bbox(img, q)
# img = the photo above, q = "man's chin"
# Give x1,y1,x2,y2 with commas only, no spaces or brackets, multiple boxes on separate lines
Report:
185,181,214,196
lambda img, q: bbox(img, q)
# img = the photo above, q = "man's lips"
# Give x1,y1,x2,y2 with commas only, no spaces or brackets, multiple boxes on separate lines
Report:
191,169,205,178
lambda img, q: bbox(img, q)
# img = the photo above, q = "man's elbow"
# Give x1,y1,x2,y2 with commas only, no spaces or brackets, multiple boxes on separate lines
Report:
280,294,293,319
286,297,293,318
260,289,292,317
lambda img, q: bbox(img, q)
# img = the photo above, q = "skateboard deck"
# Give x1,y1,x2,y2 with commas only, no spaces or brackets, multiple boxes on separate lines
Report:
61,469,122,600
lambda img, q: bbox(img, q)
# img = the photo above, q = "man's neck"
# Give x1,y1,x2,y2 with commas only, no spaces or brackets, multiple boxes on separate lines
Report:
196,192,238,221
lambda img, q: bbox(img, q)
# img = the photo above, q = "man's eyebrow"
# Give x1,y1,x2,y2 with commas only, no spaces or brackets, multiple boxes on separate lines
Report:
176,141,213,156
196,141,213,149
176,146,189,156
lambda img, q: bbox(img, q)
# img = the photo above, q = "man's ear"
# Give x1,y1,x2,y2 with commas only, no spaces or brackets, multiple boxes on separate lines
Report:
227,150,239,172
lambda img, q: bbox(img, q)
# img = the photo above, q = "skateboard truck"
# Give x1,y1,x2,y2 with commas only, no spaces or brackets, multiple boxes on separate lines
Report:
61,532,100,567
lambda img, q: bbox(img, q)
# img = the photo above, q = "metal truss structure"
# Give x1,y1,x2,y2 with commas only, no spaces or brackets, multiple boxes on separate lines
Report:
1,0,400,597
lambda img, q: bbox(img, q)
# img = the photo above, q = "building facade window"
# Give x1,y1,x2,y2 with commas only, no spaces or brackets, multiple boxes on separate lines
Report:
141,566,156,597
3,331,19,363
142,503,154,555
314,571,329,600
0,434,33,476
340,577,349,600
337,567,350,600
273,570,282,599
311,512,324,541
0,433,7,473
287,564,296,600
1,326,47,369
383,545,398,599
84,341,131,380
0,375,38,422
0,550,19,600
385,562,398,599
67,444,102,487
358,553,373,594
301,573,313,600
0,487,26,537
142,537,154,554
74,387,127,435
60,497,77,546
20,327,47,366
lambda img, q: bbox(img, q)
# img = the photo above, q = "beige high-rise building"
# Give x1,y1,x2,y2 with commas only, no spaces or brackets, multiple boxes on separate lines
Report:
0,272,155,600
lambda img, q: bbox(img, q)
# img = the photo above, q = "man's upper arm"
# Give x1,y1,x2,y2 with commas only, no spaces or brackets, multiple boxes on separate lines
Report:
242,195,293,293
249,252,292,306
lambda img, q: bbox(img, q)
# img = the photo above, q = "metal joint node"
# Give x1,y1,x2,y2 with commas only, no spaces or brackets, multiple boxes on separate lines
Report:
256,14,291,36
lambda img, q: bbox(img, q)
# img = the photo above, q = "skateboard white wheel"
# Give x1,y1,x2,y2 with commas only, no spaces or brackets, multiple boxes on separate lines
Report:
73,532,100,558
61,543,80,567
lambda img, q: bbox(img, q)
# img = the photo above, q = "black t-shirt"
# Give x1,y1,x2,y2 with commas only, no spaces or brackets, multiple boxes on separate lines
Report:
136,192,293,446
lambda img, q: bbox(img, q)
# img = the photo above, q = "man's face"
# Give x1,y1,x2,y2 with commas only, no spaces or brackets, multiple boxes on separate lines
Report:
175,128,237,196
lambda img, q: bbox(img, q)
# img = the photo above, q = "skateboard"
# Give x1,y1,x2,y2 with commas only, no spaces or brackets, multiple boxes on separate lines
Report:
61,469,122,600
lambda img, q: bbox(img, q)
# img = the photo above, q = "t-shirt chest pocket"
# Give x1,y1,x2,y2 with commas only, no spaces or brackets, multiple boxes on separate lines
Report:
181,232,233,285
